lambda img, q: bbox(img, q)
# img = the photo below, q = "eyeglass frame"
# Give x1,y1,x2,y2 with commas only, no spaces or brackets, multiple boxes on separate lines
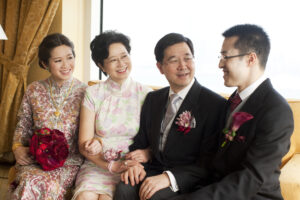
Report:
218,52,251,60
163,55,194,66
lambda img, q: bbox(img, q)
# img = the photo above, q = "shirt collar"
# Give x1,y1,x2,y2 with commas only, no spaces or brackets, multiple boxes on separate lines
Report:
169,78,195,99
239,74,267,100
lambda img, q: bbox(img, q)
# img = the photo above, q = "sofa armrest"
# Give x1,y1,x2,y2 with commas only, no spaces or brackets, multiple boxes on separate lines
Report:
280,153,300,200
281,134,296,168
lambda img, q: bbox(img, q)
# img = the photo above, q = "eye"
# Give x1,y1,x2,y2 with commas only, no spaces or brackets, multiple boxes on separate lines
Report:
168,58,178,64
109,58,117,63
68,55,74,60
121,54,128,59
184,57,193,62
54,59,62,63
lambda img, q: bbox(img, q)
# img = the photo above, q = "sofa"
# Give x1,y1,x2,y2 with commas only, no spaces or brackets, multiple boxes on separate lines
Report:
279,99,300,200
7,81,300,199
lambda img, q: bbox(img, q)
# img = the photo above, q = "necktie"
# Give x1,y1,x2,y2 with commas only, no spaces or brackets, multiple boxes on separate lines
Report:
161,94,180,132
230,93,242,112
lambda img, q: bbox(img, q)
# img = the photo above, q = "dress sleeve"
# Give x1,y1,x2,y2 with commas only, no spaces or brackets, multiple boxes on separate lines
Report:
82,87,96,112
13,88,34,146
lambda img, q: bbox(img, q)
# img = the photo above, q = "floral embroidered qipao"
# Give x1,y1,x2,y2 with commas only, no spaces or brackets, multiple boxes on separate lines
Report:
10,77,86,200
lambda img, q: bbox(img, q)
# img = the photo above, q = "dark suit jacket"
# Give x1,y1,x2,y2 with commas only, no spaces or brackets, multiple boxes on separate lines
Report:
181,79,294,200
129,80,226,193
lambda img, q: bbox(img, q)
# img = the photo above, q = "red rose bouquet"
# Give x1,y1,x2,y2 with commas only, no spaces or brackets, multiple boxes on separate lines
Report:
30,127,69,171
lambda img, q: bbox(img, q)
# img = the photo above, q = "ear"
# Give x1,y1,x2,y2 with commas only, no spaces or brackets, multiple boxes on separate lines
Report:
97,63,106,73
247,52,257,67
42,62,49,71
156,62,164,74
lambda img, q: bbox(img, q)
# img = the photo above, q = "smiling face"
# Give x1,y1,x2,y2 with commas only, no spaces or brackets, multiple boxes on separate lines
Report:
157,42,195,93
100,43,132,85
45,45,75,85
219,36,252,92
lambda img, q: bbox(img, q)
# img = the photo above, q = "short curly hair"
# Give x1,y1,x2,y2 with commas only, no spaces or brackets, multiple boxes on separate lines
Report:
90,31,131,75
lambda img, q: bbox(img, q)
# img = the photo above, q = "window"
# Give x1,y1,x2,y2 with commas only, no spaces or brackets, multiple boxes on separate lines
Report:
90,0,300,98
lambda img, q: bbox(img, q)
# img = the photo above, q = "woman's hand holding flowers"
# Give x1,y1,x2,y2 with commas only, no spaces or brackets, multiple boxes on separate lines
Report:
14,146,34,165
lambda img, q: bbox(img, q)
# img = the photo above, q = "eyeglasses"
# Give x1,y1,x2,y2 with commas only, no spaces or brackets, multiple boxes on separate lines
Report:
218,52,251,60
165,56,194,66
106,53,130,65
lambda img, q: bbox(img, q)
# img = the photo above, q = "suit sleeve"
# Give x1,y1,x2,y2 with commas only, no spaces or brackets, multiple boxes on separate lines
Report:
129,92,151,151
184,103,294,200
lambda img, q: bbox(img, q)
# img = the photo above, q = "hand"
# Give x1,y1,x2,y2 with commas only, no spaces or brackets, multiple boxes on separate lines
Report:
125,148,151,163
120,164,146,186
13,146,34,165
139,173,171,200
111,160,143,174
83,138,102,155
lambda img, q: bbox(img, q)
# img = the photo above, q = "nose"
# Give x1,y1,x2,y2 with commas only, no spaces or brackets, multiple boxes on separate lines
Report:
178,59,187,70
62,59,68,68
218,59,224,69
118,58,126,67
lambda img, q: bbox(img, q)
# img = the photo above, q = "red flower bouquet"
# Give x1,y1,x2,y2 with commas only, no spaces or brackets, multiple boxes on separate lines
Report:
221,112,253,147
30,127,69,171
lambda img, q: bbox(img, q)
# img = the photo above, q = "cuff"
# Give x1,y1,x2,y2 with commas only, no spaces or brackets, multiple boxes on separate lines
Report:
164,170,179,192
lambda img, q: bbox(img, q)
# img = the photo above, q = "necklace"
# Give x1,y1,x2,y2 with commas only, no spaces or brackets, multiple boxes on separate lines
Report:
49,78,74,117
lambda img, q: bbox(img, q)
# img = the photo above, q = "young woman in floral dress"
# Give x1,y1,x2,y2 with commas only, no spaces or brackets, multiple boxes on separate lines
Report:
72,31,152,200
10,33,87,199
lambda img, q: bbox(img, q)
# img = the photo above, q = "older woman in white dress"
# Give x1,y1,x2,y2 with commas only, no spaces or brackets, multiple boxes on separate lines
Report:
73,31,152,200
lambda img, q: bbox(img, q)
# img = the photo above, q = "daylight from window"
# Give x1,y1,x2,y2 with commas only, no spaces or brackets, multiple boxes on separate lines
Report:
90,0,300,98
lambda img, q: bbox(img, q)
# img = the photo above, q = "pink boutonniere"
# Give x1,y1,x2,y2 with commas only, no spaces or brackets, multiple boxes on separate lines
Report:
103,148,123,162
221,112,253,147
175,111,196,135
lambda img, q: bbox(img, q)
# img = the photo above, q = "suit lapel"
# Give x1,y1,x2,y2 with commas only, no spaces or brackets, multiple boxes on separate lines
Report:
236,79,271,134
163,81,202,153
219,79,272,150
151,88,169,157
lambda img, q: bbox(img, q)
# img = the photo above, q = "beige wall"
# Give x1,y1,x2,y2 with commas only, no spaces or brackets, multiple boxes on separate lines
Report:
62,0,91,83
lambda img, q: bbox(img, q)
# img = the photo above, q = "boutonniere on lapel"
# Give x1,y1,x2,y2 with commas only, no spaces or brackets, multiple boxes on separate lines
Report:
221,112,253,147
175,111,196,135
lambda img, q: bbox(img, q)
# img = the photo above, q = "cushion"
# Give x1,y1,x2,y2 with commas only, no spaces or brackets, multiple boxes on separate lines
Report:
280,153,300,200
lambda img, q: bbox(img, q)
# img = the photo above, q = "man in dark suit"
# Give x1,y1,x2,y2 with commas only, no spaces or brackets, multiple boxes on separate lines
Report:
171,24,294,200
114,33,225,200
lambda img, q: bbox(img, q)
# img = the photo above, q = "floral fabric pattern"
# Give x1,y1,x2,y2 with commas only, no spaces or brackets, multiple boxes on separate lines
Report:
73,77,151,198
10,77,86,200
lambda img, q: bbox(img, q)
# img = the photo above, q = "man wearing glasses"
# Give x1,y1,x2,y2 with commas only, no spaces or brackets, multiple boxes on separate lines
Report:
171,24,294,200
114,33,226,200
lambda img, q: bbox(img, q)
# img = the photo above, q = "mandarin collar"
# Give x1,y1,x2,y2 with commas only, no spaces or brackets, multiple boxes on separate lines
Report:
48,76,74,92
106,77,131,96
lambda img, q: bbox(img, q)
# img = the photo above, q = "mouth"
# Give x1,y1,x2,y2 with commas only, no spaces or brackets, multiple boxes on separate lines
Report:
117,67,127,73
177,72,190,78
60,69,72,75
223,69,229,76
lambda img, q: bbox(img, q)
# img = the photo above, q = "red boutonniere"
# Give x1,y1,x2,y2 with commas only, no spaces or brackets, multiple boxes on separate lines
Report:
175,111,196,135
30,127,69,171
221,112,253,147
